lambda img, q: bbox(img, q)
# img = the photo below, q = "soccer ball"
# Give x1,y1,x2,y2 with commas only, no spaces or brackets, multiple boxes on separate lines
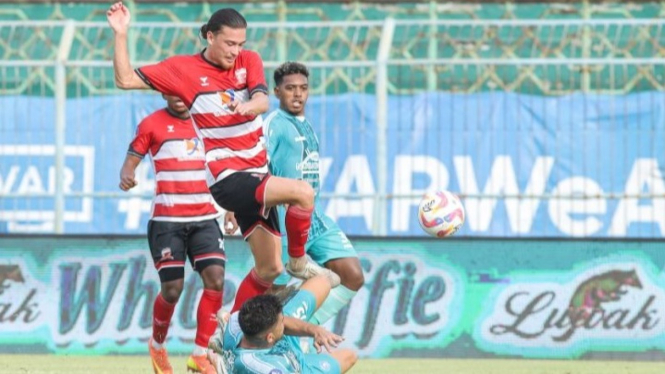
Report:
417,190,465,238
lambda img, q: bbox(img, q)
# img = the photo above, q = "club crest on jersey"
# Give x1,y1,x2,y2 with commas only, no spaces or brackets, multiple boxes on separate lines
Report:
219,89,235,105
235,68,247,85
319,361,331,372
160,248,174,261
200,76,209,87
184,138,201,155
167,125,174,133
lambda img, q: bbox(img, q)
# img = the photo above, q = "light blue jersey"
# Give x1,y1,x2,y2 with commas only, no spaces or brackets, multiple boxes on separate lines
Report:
264,109,357,276
223,290,341,374
264,109,328,238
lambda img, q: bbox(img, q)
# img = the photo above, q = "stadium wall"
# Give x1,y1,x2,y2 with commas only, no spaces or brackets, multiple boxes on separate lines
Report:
1,235,664,360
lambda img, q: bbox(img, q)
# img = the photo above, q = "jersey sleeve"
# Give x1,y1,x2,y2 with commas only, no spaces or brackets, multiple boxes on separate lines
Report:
135,57,182,96
282,289,317,321
234,355,289,374
127,119,152,158
223,313,244,355
263,113,282,160
245,51,268,97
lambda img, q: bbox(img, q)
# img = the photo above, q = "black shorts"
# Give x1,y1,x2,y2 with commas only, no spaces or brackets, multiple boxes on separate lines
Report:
147,219,226,283
209,172,280,239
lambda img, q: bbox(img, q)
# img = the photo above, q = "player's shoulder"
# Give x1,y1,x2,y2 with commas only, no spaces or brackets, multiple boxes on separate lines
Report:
225,312,243,339
138,108,169,130
264,110,292,135
165,53,200,64
144,108,171,122
236,50,264,69
238,49,262,61
151,54,199,72
264,109,286,124
155,54,208,76
234,351,281,373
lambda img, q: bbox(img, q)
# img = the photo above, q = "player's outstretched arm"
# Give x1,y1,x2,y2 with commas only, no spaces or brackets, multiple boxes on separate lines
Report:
283,316,343,353
106,1,149,90
119,154,141,191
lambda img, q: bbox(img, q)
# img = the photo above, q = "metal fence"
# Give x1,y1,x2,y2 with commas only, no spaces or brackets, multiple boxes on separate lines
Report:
1,18,665,236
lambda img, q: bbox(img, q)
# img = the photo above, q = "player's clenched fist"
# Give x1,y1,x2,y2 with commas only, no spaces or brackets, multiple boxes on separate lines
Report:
228,100,257,116
107,1,131,34
223,211,238,235
119,170,137,191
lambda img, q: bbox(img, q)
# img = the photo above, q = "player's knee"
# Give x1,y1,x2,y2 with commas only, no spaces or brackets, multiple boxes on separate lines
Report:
332,261,364,291
342,267,365,291
161,284,183,303
202,274,224,292
201,265,225,292
348,350,358,365
341,349,358,372
255,262,284,282
294,181,314,208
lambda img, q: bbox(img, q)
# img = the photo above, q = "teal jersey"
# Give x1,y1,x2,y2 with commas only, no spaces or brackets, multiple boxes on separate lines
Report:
264,109,331,239
223,298,305,373
232,337,302,373
221,290,342,374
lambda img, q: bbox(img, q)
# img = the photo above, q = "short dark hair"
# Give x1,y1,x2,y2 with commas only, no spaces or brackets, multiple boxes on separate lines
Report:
274,61,309,86
200,8,247,38
238,294,282,339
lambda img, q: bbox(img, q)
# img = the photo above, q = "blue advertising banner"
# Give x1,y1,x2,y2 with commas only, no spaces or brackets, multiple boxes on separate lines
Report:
1,92,664,236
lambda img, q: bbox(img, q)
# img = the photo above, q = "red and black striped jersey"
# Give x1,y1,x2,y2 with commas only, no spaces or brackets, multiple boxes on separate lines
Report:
136,50,269,186
129,108,221,222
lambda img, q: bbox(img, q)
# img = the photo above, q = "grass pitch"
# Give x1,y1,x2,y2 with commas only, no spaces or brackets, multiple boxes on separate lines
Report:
1,355,664,374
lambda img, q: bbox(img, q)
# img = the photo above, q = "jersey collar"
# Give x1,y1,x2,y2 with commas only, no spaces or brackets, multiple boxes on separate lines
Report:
165,107,190,120
200,48,227,70
278,108,306,122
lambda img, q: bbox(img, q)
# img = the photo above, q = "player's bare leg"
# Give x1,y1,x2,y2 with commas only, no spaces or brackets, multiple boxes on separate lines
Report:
330,349,359,373
326,257,364,291
264,176,339,285
266,283,300,304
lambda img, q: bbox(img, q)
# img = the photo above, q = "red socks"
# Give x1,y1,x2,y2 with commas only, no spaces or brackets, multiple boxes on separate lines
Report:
195,289,223,348
231,268,272,313
285,205,313,258
152,294,176,344
154,290,223,348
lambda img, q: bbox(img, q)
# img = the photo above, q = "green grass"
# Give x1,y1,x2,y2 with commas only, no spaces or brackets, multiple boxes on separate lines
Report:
1,355,664,374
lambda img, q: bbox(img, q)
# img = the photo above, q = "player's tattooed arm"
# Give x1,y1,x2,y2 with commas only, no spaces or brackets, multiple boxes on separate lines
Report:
283,316,343,353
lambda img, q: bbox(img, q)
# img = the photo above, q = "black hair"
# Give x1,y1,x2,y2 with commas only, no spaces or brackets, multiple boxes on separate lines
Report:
200,8,247,38
274,61,310,86
238,294,283,339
